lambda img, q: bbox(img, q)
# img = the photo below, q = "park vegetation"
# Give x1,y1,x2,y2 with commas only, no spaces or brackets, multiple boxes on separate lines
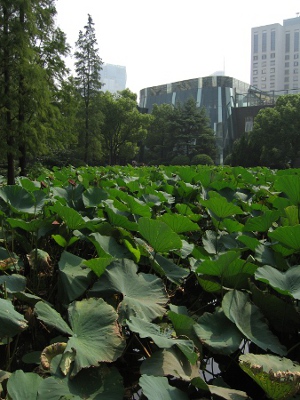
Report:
0,165,299,399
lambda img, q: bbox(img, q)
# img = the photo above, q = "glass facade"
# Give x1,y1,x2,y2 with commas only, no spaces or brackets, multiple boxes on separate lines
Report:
101,64,127,94
139,76,251,164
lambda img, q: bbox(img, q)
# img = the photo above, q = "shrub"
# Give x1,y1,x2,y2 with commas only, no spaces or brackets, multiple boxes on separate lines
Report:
170,155,190,165
191,154,214,165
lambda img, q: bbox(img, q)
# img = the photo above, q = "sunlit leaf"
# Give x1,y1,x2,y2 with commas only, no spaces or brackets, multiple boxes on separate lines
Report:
139,374,189,400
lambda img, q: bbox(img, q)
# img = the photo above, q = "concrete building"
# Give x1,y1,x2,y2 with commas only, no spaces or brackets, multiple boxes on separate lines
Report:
139,75,251,164
251,16,300,93
101,63,127,94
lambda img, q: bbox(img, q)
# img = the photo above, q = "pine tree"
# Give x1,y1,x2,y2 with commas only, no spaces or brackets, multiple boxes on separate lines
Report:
0,0,70,183
74,14,103,164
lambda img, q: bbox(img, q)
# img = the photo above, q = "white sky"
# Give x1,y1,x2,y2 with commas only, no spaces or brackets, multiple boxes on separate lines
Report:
55,0,299,98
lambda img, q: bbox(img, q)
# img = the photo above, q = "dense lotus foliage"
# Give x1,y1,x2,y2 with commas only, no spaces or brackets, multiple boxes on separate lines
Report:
0,164,300,399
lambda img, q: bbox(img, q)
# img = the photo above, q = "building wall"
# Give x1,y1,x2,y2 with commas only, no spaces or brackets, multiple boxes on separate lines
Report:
101,63,127,94
251,17,300,93
139,76,251,164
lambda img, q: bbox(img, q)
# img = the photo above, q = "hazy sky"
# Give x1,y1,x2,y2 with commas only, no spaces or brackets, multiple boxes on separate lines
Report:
55,0,299,97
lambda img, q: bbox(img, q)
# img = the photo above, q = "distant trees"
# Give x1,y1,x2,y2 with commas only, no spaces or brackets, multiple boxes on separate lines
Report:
74,14,103,164
145,99,217,165
100,89,151,165
230,94,300,168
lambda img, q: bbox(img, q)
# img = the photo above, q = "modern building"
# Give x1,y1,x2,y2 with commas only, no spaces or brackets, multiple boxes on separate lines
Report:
139,75,251,164
251,16,300,93
101,63,127,94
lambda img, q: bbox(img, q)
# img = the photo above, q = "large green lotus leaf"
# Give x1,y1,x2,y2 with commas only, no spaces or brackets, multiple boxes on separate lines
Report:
0,298,28,337
37,362,123,400
58,251,93,304
105,208,138,231
0,274,26,293
283,205,299,226
200,193,244,219
83,256,115,278
238,235,260,252
222,290,286,356
168,310,203,351
141,347,199,381
7,370,43,400
208,385,250,400
152,254,189,285
35,298,125,377
193,309,243,355
158,213,200,233
138,217,182,253
50,202,86,230
88,232,130,258
274,174,300,205
243,210,280,232
0,186,38,214
89,258,168,323
196,251,257,289
127,317,197,364
139,374,189,400
255,265,300,299
239,353,300,400
66,298,126,377
222,218,244,234
82,187,108,207
250,281,300,333
35,301,73,336
109,188,152,217
268,225,300,251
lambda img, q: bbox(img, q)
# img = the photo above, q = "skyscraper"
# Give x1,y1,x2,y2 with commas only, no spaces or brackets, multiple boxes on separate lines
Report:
251,16,300,93
101,63,127,94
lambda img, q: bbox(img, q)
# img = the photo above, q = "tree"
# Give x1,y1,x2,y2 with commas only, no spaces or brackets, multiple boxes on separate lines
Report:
100,89,151,165
230,94,300,168
145,99,217,164
0,0,70,183
74,14,103,164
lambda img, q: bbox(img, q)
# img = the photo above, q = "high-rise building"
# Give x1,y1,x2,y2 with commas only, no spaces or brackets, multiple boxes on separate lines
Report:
251,16,300,93
101,63,127,94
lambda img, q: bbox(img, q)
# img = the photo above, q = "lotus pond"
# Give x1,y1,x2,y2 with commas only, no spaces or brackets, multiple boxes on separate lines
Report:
0,164,300,399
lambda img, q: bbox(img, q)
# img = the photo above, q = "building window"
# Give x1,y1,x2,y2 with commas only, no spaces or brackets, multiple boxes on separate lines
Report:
261,84,266,89
262,31,267,52
270,60,275,66
295,53,299,59
294,61,299,66
270,75,275,81
253,55,258,60
285,62,290,67
253,70,258,75
253,77,258,82
262,54,267,59
262,61,267,67
270,52,276,58
294,69,299,74
245,116,254,132
270,68,275,73
284,84,289,90
285,77,289,82
261,77,266,81
285,32,290,52
254,33,259,53
285,69,290,75
261,69,266,74
270,83,275,88
253,62,258,68
293,76,299,81
271,30,276,51
285,55,290,60
295,31,299,52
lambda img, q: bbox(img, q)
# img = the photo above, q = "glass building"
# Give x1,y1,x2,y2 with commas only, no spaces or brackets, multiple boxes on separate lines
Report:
101,63,127,94
139,76,251,164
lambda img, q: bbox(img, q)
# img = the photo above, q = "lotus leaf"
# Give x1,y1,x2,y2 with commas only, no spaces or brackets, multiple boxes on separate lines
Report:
139,374,189,400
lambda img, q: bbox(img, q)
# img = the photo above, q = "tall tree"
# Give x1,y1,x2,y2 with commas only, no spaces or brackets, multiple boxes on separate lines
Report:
100,89,151,165
74,14,103,164
0,0,70,183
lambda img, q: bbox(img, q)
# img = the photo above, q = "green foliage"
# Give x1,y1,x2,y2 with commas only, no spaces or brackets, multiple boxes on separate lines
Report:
0,164,300,399
230,93,300,168
191,153,214,165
